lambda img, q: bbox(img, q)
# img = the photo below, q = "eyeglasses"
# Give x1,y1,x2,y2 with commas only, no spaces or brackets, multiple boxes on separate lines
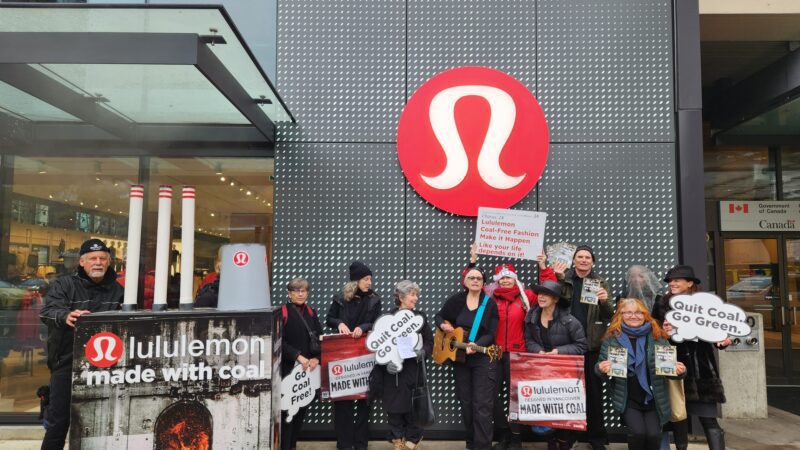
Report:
621,311,644,317
465,276,483,281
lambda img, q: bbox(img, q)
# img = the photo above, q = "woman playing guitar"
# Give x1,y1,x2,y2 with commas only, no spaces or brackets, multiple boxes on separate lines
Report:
435,266,499,450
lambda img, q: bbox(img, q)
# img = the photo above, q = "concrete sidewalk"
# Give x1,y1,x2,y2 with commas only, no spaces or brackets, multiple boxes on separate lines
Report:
2,406,800,449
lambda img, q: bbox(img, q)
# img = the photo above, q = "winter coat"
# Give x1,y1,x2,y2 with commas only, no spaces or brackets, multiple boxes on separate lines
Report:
493,267,558,353
371,308,434,413
524,305,587,355
651,292,726,405
596,333,685,426
326,289,381,333
435,291,499,348
39,267,124,371
281,302,323,376
560,269,614,351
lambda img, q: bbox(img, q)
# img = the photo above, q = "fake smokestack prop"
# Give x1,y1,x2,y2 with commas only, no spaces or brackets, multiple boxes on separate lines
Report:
179,186,196,310
217,243,271,310
152,185,172,312
122,185,144,311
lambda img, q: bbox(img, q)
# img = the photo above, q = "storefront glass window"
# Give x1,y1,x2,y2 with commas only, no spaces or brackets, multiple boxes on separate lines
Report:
144,157,274,309
0,156,138,414
781,148,800,200
704,147,775,200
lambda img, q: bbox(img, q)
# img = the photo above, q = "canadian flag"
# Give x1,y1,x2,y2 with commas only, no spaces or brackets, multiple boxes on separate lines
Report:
729,203,749,214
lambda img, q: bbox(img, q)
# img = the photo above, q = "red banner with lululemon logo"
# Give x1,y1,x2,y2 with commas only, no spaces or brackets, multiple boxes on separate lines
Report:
508,352,587,431
320,334,375,401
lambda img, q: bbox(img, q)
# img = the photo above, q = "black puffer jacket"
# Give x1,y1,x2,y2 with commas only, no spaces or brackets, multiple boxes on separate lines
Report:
39,267,124,371
326,289,382,332
524,306,587,355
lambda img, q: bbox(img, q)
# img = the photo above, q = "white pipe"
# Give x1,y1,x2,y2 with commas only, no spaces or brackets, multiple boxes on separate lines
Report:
122,185,144,311
152,185,172,311
179,186,195,309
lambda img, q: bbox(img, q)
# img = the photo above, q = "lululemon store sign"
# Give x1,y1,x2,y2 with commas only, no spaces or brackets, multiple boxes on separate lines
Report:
397,66,550,216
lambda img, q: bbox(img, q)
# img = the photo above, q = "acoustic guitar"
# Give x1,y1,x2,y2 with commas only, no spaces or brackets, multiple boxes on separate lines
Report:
432,322,503,364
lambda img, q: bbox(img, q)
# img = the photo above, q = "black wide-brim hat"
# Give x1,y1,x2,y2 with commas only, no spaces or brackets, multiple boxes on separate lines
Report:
663,265,701,284
532,280,564,300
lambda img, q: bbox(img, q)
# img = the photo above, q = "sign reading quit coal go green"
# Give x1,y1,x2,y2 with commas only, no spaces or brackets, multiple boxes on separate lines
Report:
720,201,800,231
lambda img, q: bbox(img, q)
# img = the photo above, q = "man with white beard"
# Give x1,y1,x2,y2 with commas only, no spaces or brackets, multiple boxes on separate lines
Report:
39,239,124,449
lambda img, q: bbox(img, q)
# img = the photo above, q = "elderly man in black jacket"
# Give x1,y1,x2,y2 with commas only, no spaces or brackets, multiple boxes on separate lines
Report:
39,239,124,450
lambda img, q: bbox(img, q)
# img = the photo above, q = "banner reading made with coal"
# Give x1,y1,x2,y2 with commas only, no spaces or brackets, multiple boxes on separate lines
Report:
70,309,281,450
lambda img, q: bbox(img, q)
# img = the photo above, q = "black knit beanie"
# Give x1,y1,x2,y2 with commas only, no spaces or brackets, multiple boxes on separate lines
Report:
573,245,596,262
349,261,372,281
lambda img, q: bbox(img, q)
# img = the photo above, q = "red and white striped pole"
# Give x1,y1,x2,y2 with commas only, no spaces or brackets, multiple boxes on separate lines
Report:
122,185,144,311
152,185,172,311
179,186,195,310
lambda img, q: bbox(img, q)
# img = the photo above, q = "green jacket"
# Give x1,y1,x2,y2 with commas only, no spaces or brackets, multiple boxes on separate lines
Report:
596,333,684,426
560,269,614,351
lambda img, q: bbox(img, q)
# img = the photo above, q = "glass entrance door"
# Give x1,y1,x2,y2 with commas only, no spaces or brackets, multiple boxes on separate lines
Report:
783,239,800,380
722,238,785,379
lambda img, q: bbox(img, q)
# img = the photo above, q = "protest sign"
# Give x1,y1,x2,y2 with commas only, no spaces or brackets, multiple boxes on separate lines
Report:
508,352,586,430
665,292,752,343
476,207,546,260
320,334,375,401
366,309,424,371
280,363,321,422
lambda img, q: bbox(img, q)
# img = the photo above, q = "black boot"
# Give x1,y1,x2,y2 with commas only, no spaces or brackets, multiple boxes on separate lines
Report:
492,431,510,450
508,433,522,450
704,427,725,450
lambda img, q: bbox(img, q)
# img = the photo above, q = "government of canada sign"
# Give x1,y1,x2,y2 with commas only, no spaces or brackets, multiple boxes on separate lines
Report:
397,66,550,216
720,201,800,231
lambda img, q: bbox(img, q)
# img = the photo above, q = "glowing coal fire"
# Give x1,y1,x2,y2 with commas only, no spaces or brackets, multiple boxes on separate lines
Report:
155,401,212,450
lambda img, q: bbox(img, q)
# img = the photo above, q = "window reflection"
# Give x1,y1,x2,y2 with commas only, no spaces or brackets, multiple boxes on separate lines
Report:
704,147,775,200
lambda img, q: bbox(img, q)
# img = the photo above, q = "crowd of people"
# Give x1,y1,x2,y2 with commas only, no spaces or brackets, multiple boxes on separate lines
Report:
39,238,730,450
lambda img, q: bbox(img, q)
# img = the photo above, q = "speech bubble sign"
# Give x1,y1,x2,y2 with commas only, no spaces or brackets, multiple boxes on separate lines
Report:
365,309,424,371
665,292,752,343
280,363,321,422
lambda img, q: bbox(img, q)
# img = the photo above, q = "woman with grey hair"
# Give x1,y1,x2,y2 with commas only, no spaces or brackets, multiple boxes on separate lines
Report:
371,280,433,450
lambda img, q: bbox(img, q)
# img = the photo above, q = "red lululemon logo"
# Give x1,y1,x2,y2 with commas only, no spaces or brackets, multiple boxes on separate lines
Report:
332,365,344,376
520,385,533,398
85,332,123,368
397,66,549,216
232,251,249,267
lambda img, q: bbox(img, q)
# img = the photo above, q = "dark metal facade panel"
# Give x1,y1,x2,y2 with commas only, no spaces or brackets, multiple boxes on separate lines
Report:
276,0,406,143
272,142,405,426
537,0,675,142
407,0,537,96
538,143,679,296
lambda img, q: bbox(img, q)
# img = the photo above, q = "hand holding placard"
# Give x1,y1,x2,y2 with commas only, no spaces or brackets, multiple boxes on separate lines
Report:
365,310,424,372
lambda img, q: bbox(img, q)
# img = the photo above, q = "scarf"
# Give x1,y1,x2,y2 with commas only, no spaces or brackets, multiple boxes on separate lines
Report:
618,322,653,404
493,284,529,310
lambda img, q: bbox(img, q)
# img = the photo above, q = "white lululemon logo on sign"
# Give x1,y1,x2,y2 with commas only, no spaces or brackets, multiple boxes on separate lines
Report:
85,332,124,368
232,251,249,267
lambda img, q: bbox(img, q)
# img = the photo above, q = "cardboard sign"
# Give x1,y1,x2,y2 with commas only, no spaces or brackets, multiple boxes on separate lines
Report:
320,334,375,401
475,207,546,260
665,292,752,343
508,352,586,431
280,363,321,422
365,310,424,371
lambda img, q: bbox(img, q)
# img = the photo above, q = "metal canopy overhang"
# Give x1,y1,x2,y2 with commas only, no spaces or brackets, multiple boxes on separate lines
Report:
0,5,294,148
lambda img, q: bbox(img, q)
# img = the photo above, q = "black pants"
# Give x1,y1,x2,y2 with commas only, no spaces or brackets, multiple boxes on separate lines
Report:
454,354,497,450
41,365,71,450
492,352,521,437
624,407,661,450
584,351,607,447
332,399,370,450
281,406,309,450
388,412,423,444
661,418,689,448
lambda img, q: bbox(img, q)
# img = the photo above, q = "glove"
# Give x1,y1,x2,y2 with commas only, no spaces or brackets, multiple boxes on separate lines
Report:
387,361,401,374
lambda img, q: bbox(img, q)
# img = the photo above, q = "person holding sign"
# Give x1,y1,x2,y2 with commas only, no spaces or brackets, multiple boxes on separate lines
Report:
281,277,323,450
435,267,499,450
652,265,729,450
597,298,686,450
370,280,433,450
524,280,587,450
326,261,382,450
554,245,613,450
